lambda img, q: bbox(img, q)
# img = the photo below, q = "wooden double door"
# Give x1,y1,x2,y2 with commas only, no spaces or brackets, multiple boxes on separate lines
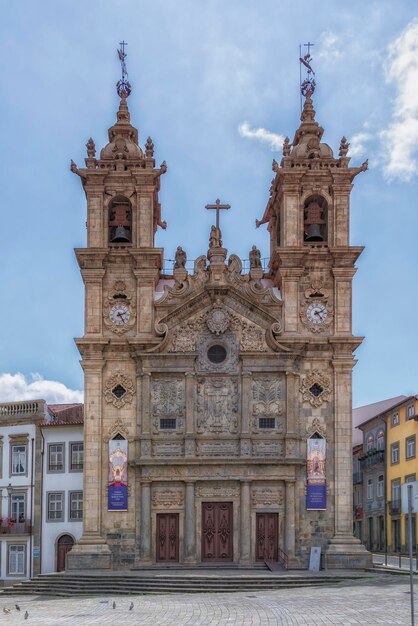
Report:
202,502,233,562
156,513,179,562
256,512,279,561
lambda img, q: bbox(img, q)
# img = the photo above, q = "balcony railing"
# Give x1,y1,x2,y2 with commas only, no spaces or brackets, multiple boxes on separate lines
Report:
0,521,32,534
389,500,401,515
353,472,363,485
359,450,385,469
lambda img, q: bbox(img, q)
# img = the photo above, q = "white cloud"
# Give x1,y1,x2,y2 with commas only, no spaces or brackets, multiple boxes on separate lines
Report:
316,31,342,62
0,372,83,404
238,121,284,151
380,19,418,181
348,132,373,158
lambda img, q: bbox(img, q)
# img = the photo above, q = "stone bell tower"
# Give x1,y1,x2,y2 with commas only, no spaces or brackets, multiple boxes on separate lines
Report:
257,94,371,568
67,54,168,569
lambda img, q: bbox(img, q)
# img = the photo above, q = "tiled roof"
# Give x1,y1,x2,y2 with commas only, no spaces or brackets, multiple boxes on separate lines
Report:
40,403,84,426
352,395,407,445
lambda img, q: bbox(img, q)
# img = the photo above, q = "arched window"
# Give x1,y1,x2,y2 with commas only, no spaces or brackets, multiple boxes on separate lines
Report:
303,195,327,243
108,196,132,243
366,434,374,451
377,430,385,450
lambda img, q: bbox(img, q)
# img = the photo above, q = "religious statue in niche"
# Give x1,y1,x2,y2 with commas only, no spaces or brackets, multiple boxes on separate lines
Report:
196,377,238,433
249,245,262,269
174,246,187,269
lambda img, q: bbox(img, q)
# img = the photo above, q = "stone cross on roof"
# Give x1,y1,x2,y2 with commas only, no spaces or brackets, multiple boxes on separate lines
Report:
205,198,231,229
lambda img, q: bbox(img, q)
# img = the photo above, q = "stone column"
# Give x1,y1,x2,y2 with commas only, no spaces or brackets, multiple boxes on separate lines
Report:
240,480,251,564
325,360,371,568
66,357,112,569
140,480,152,563
285,371,299,459
240,372,252,456
285,481,295,557
140,372,151,457
280,268,304,333
184,481,196,564
332,268,356,335
185,372,196,457
83,269,105,335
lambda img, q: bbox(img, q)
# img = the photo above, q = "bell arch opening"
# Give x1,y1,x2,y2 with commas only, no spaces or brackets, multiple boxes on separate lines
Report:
303,195,327,243
108,196,132,244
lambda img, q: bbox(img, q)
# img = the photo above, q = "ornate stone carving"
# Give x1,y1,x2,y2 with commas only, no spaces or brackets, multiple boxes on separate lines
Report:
251,487,284,507
196,332,239,372
196,377,239,434
104,371,134,408
249,245,262,269
197,441,239,457
151,377,185,432
206,302,230,335
174,246,187,269
300,370,332,407
306,416,327,438
167,313,206,353
86,137,96,157
152,442,184,457
252,440,284,457
196,484,239,498
229,313,268,352
251,377,285,432
152,489,184,508
107,416,130,439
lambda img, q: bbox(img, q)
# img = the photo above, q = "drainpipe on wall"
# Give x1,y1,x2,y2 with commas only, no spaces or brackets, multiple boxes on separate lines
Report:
39,428,44,575
29,437,35,579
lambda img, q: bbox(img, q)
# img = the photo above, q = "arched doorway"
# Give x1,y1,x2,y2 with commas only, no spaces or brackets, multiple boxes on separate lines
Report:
56,534,74,572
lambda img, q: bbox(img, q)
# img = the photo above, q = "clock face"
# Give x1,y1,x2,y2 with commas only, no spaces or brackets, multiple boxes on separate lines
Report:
109,303,131,325
306,301,328,324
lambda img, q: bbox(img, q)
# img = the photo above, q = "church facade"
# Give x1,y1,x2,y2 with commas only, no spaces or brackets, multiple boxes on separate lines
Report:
67,84,371,570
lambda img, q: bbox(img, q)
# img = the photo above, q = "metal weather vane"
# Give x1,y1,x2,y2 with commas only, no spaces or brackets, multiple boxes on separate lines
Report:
299,42,316,103
116,40,132,98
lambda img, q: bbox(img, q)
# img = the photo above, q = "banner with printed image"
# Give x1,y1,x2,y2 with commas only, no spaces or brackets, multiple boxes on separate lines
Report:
306,437,326,510
108,438,128,511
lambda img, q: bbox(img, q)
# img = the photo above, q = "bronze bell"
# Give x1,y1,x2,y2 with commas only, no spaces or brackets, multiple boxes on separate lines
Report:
111,225,130,243
305,223,324,242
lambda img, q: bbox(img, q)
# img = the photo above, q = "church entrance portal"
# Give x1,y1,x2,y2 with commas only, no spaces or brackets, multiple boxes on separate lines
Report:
156,513,179,562
256,513,279,561
201,502,233,562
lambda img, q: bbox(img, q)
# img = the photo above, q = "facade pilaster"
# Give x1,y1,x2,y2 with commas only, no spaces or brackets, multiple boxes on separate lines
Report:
240,480,251,564
184,481,196,564
140,480,152,563
285,481,295,557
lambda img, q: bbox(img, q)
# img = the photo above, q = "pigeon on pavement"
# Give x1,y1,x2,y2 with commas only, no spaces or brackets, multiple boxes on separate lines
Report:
129,601,134,610
112,601,116,609
15,604,21,611
24,610,29,619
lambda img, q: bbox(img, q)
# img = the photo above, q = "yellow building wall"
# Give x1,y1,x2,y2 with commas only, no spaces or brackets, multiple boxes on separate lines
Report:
386,398,418,551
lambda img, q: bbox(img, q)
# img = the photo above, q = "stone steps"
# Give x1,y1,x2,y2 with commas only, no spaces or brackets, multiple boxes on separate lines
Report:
1,573,367,596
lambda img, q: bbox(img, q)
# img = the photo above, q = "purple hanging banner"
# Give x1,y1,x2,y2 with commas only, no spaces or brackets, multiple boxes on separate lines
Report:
108,439,128,511
306,438,326,510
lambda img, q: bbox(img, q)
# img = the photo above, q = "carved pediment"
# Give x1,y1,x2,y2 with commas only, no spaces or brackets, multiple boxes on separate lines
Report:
155,286,286,354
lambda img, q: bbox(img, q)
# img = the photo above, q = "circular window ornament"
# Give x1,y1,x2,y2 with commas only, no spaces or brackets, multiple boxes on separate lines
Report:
207,344,227,364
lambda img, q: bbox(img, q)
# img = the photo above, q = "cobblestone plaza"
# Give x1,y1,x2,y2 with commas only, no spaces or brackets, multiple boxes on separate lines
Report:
0,578,415,625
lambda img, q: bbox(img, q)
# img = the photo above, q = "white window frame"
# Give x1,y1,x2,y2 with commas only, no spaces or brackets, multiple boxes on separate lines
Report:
48,443,65,473
10,492,26,522
70,442,83,472
47,492,64,522
406,435,416,459
391,479,401,502
377,430,385,450
377,474,384,498
391,412,399,427
8,544,26,576
69,491,83,520
391,442,400,464
367,477,373,500
366,434,374,451
11,444,27,475
407,405,415,419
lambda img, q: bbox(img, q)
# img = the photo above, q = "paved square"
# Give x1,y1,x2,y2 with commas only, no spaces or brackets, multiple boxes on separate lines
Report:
0,578,415,625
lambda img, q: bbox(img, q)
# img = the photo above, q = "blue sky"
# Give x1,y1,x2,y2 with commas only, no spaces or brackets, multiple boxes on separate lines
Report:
1,0,418,406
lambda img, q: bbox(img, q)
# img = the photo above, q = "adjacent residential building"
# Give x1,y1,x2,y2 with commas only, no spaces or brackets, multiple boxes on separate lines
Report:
385,396,418,552
0,400,83,584
358,416,386,552
40,404,83,573
353,395,418,554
